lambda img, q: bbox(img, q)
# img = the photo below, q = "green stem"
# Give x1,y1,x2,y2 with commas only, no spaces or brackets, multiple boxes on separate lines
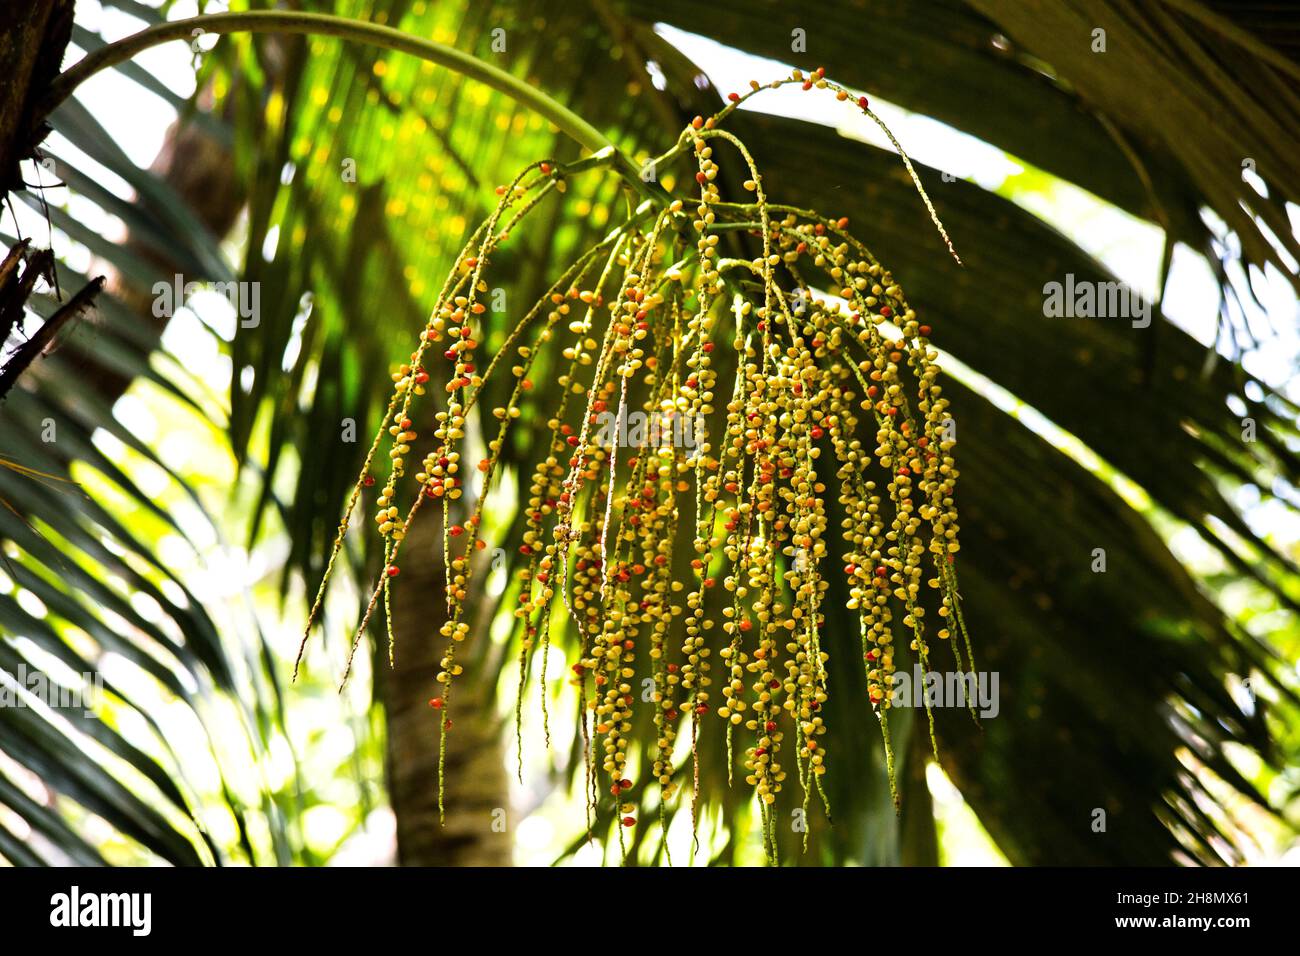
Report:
44,10,666,204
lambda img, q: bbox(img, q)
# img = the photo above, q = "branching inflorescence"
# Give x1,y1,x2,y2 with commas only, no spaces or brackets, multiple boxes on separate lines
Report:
299,68,975,864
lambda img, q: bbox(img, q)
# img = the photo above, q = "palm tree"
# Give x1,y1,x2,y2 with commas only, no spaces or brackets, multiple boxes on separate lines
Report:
1,0,1296,866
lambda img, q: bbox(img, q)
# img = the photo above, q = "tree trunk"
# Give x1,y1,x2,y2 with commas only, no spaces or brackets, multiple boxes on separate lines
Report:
0,0,71,195
379,513,512,866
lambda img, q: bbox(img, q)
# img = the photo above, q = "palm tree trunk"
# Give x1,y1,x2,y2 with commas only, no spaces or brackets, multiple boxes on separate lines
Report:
378,512,511,866
0,0,71,196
